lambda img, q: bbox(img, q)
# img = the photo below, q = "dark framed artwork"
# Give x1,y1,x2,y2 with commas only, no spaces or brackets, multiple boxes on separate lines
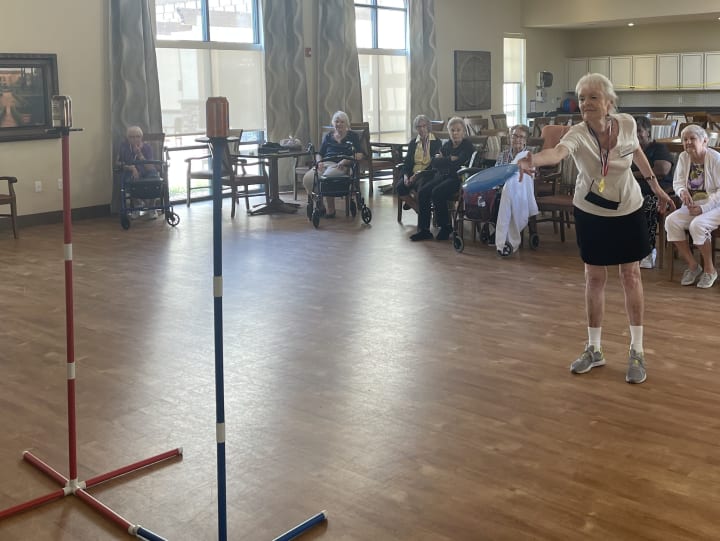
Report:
454,50,491,111
0,53,59,142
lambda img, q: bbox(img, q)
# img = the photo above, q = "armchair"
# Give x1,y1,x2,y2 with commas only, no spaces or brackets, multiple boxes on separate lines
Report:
351,122,400,196
0,176,18,238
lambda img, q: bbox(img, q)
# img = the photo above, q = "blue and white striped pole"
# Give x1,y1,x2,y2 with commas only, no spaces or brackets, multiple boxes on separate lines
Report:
206,96,230,541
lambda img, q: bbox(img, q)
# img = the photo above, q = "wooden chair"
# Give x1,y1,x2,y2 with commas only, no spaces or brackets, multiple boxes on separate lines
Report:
463,116,489,136
0,175,18,238
685,111,708,126
351,122,401,196
185,129,269,217
533,125,575,242
490,114,507,130
531,117,552,138
647,112,670,119
707,114,720,133
184,130,245,206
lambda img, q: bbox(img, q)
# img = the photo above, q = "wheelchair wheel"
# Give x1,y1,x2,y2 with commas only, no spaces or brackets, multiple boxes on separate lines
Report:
120,214,131,230
361,206,372,224
529,233,540,250
166,211,180,227
452,232,464,253
350,200,357,217
312,209,321,228
306,202,313,220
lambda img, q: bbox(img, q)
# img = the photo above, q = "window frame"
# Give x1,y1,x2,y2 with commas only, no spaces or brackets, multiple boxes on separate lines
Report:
355,0,408,140
151,0,261,48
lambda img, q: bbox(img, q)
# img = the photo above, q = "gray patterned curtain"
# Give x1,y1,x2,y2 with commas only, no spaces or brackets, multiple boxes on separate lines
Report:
109,0,162,212
408,0,440,123
316,0,363,135
261,0,310,189
262,0,310,146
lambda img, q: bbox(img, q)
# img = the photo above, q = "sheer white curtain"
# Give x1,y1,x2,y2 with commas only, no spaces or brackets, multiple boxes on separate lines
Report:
109,0,162,212
408,0,440,124
316,0,363,133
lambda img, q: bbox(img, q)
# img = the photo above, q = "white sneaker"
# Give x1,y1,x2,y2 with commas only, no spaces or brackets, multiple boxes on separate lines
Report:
639,248,656,269
680,265,703,286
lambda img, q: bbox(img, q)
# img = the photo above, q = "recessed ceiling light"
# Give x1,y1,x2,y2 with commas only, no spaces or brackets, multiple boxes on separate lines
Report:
627,22,635,27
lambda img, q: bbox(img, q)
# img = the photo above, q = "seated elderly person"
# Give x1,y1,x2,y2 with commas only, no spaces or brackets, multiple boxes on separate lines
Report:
632,115,675,269
118,125,159,216
302,110,364,218
664,124,720,288
492,124,539,256
410,116,474,241
396,114,442,213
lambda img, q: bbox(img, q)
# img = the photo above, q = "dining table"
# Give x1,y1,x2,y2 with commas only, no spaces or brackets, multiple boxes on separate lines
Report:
233,146,311,215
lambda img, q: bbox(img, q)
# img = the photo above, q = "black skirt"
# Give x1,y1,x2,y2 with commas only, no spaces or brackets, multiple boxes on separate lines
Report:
574,206,651,266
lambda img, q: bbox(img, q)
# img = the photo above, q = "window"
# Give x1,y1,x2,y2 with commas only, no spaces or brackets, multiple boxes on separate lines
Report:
355,0,407,142
152,0,265,201
503,36,525,127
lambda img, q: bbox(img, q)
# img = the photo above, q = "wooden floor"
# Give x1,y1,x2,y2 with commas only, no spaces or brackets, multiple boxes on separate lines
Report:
2,190,720,541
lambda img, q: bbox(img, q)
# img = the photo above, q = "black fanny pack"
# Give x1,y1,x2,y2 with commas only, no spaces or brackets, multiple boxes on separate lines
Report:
584,190,619,210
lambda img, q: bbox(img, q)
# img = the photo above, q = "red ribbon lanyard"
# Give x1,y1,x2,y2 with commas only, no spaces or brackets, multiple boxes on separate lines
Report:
588,122,611,178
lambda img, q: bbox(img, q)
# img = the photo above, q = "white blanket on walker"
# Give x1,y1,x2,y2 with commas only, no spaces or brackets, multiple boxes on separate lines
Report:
494,151,539,254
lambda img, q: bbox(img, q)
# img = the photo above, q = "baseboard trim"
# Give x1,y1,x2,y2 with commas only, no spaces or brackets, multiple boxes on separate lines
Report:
0,204,111,233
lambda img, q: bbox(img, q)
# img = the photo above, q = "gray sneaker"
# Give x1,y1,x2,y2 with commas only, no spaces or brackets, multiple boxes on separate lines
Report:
570,345,606,374
680,265,703,286
697,271,718,289
626,349,647,384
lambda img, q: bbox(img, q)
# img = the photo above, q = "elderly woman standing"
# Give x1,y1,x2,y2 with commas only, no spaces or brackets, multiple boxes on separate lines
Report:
518,73,675,384
664,124,720,288
303,110,363,218
411,116,474,241
397,114,442,212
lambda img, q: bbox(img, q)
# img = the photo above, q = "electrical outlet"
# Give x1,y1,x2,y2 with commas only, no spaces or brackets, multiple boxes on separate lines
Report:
34,181,42,193
57,178,63,191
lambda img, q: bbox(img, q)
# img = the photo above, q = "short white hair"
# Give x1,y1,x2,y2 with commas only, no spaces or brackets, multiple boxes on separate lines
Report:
126,125,143,137
680,123,708,142
331,111,349,125
575,73,618,113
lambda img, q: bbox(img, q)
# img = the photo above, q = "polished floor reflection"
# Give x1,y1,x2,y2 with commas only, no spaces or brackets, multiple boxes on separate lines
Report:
1,192,719,540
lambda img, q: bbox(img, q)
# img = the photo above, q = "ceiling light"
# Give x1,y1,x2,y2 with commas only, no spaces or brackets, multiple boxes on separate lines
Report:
627,22,635,27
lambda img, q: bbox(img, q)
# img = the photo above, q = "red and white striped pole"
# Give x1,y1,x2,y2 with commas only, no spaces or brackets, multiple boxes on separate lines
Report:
0,96,180,540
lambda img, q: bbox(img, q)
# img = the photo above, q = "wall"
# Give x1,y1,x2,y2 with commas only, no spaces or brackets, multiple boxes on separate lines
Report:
565,21,720,108
434,0,567,121
1,1,110,218
522,0,720,28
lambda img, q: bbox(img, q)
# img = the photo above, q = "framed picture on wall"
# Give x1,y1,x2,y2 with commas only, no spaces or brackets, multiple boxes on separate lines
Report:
454,50,491,111
0,53,59,142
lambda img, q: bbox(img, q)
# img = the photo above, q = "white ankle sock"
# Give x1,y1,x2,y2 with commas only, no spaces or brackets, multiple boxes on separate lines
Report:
588,327,602,350
630,325,643,353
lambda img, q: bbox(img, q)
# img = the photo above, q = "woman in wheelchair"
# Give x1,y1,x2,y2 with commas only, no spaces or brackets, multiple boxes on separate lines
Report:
302,110,363,218
119,126,159,216
411,116,474,241
397,114,442,212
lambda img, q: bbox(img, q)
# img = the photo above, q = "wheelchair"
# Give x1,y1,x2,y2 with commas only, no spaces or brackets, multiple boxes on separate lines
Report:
117,134,180,230
306,144,372,229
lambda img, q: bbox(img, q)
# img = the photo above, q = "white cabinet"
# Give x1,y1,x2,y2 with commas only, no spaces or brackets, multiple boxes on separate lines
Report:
633,55,657,91
589,57,610,78
567,58,588,91
657,54,679,90
704,52,720,90
681,53,704,89
610,56,632,91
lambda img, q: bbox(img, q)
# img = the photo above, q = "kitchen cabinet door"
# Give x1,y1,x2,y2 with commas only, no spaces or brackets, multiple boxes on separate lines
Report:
704,52,720,90
567,58,588,92
610,56,632,91
657,54,679,90
681,53,704,89
633,55,656,91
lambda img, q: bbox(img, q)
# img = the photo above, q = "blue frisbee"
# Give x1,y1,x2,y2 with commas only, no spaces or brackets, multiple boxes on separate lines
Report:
463,164,519,194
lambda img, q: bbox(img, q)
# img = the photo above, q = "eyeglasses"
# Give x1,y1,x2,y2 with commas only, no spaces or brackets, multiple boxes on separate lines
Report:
510,133,527,139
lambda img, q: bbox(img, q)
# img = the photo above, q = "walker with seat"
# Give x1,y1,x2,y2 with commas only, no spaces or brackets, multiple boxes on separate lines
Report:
305,142,372,228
